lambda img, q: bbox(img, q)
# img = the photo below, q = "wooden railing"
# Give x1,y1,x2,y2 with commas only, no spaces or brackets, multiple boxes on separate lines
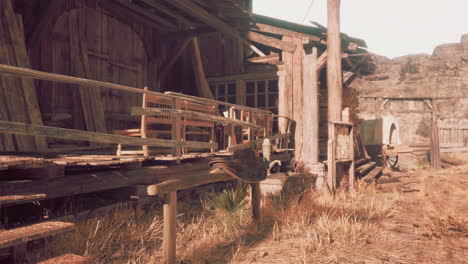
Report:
0,64,292,157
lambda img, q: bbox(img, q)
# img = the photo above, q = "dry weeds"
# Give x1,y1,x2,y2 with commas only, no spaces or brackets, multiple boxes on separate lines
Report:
30,180,402,263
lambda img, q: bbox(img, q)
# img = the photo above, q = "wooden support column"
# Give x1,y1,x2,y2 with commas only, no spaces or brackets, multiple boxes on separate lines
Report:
327,0,343,191
163,191,177,264
276,65,288,133
302,48,320,164
279,46,294,135
327,0,343,122
292,37,304,160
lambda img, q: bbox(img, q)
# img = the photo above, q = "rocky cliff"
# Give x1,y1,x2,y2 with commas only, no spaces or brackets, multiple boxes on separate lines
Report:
350,34,468,146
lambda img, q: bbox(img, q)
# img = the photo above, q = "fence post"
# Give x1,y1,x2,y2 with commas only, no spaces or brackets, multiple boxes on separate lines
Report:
163,191,177,264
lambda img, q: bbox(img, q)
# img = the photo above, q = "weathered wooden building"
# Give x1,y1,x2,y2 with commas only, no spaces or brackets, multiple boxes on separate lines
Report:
0,0,377,262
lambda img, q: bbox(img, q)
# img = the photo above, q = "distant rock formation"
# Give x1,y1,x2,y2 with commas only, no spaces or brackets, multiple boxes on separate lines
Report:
350,34,468,146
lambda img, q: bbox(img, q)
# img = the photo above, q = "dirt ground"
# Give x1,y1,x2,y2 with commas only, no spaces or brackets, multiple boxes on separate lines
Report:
232,167,468,264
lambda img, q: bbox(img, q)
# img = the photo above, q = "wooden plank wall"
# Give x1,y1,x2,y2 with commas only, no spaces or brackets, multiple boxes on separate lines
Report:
31,6,151,146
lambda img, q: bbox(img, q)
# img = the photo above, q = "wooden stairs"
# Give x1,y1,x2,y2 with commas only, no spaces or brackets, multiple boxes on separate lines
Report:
0,220,86,263
355,158,383,183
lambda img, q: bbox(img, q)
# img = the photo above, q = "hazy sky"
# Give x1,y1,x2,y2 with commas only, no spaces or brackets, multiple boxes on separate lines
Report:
253,0,468,58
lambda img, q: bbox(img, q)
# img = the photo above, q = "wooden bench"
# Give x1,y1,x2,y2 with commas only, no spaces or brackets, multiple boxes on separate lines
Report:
114,88,217,156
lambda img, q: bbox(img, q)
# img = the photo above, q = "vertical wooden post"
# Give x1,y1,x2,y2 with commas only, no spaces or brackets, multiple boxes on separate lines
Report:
327,122,336,192
250,182,261,222
349,126,355,191
141,87,149,157
302,47,320,164
327,0,343,190
172,99,182,164
281,48,293,130
163,191,177,264
292,37,304,160
277,65,288,133
327,0,343,122
430,102,441,170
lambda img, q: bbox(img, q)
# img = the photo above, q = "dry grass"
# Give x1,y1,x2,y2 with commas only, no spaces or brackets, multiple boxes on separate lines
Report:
30,181,401,263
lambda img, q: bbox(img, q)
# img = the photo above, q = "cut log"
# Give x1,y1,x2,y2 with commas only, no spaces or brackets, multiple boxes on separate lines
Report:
0,221,74,249
37,254,88,264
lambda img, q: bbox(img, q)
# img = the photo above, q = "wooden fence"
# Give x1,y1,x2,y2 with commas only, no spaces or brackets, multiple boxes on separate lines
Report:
439,120,468,152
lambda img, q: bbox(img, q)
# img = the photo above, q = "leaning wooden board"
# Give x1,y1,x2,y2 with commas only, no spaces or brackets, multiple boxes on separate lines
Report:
0,0,45,152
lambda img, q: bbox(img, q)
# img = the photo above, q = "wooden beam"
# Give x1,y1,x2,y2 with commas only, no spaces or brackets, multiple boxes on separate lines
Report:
114,0,177,29
247,53,281,65
253,24,321,42
163,27,216,39
316,51,328,71
247,31,297,53
206,72,277,83
0,120,217,149
131,107,262,129
158,38,193,82
191,37,215,99
163,0,265,56
139,0,194,26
